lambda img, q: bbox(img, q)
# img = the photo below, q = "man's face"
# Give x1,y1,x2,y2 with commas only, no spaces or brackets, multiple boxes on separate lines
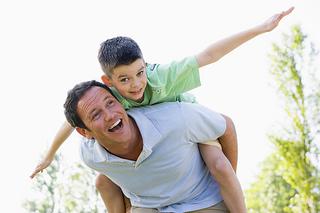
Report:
76,86,134,149
103,59,147,102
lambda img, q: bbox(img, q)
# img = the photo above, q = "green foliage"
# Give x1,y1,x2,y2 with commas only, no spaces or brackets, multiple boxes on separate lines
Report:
246,26,320,212
246,154,295,213
23,155,60,213
24,154,105,213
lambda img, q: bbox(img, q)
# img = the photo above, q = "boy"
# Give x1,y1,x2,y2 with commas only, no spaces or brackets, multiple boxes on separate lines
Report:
31,7,294,212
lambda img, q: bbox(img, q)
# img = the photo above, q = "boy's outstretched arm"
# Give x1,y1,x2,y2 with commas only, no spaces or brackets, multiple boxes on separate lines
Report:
196,7,294,67
30,120,74,178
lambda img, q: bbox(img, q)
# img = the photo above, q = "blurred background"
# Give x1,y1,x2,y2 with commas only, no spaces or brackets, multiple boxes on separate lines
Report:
1,0,319,212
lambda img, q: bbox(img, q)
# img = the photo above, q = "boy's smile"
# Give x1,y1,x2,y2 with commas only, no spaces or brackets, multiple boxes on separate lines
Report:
102,59,147,102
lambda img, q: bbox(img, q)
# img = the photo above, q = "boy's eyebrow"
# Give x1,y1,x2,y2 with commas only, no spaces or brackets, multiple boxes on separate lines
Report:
117,65,146,78
117,74,128,78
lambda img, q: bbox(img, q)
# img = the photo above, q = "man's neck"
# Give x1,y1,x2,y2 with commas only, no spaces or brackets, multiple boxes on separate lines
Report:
123,118,143,161
105,117,142,161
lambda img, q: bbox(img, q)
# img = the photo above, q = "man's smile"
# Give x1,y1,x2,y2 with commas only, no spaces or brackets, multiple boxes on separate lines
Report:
108,119,123,132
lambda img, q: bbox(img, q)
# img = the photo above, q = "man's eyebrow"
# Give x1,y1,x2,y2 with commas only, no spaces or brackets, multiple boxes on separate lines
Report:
87,95,110,118
88,108,99,118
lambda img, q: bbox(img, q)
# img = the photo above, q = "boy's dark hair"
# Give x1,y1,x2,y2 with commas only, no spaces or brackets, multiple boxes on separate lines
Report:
64,80,116,130
98,36,144,77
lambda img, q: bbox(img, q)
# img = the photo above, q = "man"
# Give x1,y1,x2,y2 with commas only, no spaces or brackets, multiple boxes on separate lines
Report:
64,80,239,212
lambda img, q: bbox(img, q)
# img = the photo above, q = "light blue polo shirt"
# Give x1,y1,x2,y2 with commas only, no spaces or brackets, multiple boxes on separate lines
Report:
80,102,226,212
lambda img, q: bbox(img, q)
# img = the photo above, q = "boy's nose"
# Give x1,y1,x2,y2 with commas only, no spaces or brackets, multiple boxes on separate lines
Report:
131,80,140,88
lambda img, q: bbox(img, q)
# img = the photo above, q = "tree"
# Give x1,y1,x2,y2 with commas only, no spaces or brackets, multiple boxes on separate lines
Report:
24,154,105,213
246,26,320,212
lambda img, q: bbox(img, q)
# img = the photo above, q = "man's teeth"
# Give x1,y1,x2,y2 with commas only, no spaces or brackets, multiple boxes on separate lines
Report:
109,119,121,130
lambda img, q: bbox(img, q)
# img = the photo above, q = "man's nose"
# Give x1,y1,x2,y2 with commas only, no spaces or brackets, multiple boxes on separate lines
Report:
103,108,115,122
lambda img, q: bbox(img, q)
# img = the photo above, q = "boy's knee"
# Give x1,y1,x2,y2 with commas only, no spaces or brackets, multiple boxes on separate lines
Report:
222,115,235,131
220,114,237,141
95,174,111,191
212,154,233,178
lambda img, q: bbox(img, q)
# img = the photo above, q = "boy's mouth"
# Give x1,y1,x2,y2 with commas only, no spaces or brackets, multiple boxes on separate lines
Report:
130,88,143,95
108,119,123,132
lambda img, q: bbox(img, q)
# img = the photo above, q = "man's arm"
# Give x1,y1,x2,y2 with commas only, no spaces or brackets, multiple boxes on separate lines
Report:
196,7,294,67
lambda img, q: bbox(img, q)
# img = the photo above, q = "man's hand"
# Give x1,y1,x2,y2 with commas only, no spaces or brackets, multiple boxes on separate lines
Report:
258,7,294,33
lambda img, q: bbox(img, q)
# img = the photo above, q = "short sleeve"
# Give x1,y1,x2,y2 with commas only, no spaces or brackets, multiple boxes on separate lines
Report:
181,103,226,144
146,56,201,104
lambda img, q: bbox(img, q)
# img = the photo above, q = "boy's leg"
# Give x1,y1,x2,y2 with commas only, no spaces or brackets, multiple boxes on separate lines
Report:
95,174,131,213
219,115,238,172
199,144,246,213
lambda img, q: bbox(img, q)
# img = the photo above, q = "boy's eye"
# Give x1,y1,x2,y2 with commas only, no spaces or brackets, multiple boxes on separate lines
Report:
120,78,129,83
137,70,144,76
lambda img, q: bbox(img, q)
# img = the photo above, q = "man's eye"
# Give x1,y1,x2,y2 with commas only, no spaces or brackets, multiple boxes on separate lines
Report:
107,100,114,106
92,113,100,120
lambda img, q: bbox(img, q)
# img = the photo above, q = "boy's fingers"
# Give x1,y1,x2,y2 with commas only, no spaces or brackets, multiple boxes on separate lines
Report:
30,170,39,178
30,167,43,178
30,172,36,179
283,6,294,16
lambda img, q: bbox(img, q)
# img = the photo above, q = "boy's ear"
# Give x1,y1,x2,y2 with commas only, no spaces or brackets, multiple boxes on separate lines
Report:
101,75,113,87
76,127,93,139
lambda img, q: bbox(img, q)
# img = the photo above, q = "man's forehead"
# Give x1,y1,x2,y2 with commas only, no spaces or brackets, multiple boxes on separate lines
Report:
84,86,111,100
77,87,111,114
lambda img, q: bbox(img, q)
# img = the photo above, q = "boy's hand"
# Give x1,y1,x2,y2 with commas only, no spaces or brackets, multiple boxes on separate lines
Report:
30,158,53,179
258,7,294,33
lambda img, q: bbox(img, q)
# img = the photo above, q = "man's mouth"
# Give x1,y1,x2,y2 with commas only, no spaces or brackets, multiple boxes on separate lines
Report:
108,119,123,132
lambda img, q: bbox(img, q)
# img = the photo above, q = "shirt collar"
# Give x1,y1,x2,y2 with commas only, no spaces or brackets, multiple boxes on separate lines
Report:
128,107,162,150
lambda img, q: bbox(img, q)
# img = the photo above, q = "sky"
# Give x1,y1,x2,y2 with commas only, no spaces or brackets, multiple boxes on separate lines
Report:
1,0,319,212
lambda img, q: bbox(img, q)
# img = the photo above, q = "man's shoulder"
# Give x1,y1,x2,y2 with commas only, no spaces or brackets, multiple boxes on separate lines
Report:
128,102,204,125
129,101,183,114
79,138,100,167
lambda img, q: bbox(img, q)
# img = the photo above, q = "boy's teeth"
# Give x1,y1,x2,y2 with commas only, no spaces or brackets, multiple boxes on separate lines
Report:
109,119,121,130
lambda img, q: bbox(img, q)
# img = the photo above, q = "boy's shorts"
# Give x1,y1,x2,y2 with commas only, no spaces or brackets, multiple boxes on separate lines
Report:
201,140,222,149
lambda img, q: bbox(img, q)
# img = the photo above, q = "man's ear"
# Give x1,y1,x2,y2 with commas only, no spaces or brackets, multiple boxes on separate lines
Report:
76,127,93,139
101,75,113,87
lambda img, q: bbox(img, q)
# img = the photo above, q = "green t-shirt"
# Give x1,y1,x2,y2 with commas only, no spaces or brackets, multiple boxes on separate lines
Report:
110,56,201,109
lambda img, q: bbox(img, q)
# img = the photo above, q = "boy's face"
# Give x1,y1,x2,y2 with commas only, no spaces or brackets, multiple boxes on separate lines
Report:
102,59,147,102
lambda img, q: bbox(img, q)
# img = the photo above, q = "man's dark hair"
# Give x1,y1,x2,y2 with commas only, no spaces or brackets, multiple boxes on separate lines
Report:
98,36,143,76
64,80,116,130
